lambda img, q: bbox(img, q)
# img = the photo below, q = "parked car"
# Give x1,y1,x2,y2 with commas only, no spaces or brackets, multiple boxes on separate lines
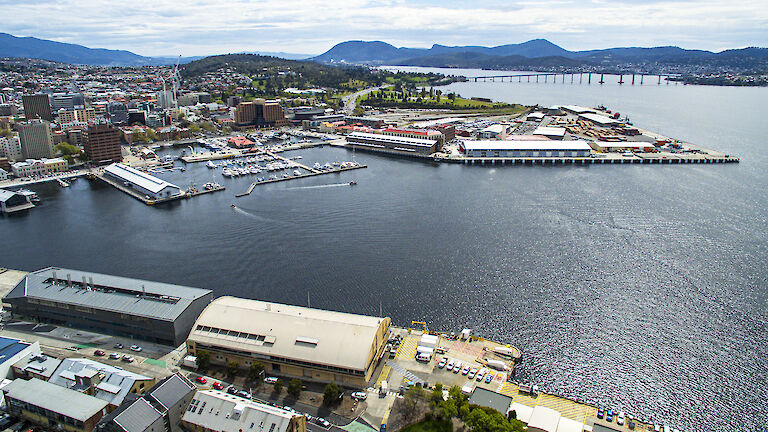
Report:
437,358,447,369
226,386,238,395
212,382,224,390
264,377,278,384
468,368,477,379
130,345,142,352
351,391,367,401
484,374,493,383
617,412,626,426
237,390,251,399
597,408,605,419
94,350,106,356
113,343,123,349
122,355,134,363
446,360,455,370
475,371,484,381
195,376,207,384
315,418,330,428
108,353,121,360
461,365,470,375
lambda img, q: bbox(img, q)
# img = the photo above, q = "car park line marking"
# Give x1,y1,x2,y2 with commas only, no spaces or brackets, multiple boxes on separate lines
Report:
376,365,391,387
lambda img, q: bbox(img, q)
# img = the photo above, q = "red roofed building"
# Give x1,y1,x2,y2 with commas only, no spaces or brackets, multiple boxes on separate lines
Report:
228,136,255,148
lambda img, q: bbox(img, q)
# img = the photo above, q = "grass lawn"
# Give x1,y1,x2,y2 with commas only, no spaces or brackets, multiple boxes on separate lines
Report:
399,419,453,432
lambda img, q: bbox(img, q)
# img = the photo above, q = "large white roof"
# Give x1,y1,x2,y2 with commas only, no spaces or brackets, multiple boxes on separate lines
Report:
188,297,389,372
462,140,591,151
533,126,566,137
579,113,619,125
104,163,180,194
182,390,299,432
528,406,561,432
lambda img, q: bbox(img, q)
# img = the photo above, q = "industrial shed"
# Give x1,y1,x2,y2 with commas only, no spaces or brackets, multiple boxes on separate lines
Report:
3,267,212,346
186,297,391,387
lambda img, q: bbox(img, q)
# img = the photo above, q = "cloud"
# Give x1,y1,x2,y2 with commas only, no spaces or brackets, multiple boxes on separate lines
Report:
2,0,766,56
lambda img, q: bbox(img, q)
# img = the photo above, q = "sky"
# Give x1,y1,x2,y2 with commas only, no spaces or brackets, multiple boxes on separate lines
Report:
2,0,767,57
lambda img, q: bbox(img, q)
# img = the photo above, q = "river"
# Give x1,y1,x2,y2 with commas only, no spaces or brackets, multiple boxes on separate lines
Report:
3,67,768,430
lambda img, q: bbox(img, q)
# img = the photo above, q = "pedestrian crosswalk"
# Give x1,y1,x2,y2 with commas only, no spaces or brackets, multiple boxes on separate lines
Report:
386,361,425,385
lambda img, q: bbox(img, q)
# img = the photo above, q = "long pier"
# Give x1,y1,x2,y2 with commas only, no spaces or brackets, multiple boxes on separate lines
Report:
468,72,673,85
235,164,366,197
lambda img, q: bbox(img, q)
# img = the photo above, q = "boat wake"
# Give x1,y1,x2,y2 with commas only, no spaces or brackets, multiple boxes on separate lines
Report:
231,205,274,222
285,183,351,191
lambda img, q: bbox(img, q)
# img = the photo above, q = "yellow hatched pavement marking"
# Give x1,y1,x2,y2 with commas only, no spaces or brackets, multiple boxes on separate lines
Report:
376,365,391,387
395,335,418,360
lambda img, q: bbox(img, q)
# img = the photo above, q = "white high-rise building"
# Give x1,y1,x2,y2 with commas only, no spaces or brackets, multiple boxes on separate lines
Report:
0,135,23,161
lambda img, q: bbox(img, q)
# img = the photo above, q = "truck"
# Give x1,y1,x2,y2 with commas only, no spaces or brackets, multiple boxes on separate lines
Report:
182,355,198,370
493,346,515,358
379,380,388,397
485,359,509,371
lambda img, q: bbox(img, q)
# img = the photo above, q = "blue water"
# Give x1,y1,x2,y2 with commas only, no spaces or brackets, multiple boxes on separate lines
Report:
3,68,768,431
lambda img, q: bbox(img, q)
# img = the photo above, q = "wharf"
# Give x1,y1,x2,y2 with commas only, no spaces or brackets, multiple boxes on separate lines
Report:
235,164,366,197
181,151,239,163
445,153,739,165
188,185,226,197
91,172,225,205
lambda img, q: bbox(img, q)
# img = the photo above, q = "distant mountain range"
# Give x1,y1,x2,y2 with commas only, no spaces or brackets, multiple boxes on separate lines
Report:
312,40,768,71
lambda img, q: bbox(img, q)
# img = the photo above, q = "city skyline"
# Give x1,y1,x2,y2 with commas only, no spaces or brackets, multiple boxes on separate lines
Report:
1,0,766,57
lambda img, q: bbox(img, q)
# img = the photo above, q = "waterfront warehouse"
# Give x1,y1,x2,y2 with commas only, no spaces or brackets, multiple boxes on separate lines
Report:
103,163,184,201
459,140,592,158
3,267,213,346
186,296,391,387
346,131,439,155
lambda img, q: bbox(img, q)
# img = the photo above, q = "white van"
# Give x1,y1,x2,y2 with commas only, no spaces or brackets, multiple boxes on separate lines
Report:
416,352,431,362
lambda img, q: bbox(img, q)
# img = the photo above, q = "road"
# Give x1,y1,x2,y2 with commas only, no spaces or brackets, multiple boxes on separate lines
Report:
342,86,389,115
0,168,90,188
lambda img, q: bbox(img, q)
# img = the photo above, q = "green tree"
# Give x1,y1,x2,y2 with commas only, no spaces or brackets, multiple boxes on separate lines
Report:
146,129,159,141
322,381,341,406
55,142,81,164
189,123,201,133
287,379,302,399
0,128,11,137
195,350,210,370
273,378,283,393
226,361,240,378
247,361,265,383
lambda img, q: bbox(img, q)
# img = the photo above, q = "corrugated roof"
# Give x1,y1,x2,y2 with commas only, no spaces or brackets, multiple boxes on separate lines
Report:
348,132,436,148
104,163,181,194
188,297,388,372
0,336,31,362
462,140,591,151
114,398,163,432
49,358,152,407
5,267,211,321
3,378,108,421
148,373,195,410
182,390,298,432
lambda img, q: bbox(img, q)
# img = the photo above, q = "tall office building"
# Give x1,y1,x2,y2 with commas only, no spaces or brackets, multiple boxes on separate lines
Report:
0,136,24,161
234,99,286,127
18,120,55,159
52,92,85,111
22,94,53,121
83,122,122,164
107,102,129,125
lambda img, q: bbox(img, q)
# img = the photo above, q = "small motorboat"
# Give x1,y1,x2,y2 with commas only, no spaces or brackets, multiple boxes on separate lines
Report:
349,181,357,186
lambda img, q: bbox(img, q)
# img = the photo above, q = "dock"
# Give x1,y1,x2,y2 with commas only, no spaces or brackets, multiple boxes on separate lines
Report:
235,164,366,197
91,172,226,205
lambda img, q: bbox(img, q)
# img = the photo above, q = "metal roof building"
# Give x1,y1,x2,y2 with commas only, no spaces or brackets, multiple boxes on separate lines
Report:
97,373,196,432
460,140,592,158
181,390,306,432
103,163,183,200
187,296,391,387
347,131,439,155
49,358,155,409
3,378,109,432
0,189,35,214
4,267,213,346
